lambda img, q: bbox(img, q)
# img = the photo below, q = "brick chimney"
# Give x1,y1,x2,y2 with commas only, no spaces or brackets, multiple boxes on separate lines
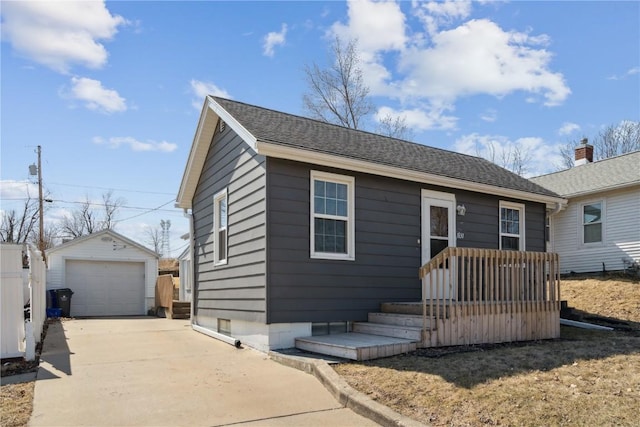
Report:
574,138,593,166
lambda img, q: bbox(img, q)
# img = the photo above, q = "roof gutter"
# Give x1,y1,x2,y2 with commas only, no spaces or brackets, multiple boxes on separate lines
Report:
256,140,567,208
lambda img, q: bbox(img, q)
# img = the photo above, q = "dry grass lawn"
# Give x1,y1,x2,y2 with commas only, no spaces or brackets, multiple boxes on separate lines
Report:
335,275,640,426
0,382,34,427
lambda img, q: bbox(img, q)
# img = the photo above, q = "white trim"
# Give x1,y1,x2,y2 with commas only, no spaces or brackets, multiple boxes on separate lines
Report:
213,188,228,266
257,141,566,208
176,97,257,209
205,97,257,150
578,199,605,247
499,201,526,251
310,170,355,261
421,190,456,265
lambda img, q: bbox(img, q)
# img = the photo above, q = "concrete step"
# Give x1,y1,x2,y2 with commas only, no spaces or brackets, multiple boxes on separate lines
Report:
352,322,422,341
368,312,431,328
295,333,417,361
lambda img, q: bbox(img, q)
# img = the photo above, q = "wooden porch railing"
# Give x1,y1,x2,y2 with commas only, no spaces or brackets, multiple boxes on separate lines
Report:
418,247,561,347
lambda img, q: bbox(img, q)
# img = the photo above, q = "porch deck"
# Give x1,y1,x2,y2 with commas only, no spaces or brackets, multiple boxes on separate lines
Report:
294,248,561,361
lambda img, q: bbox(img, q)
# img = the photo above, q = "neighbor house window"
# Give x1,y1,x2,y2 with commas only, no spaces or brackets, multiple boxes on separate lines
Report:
214,189,228,265
499,201,525,251
310,171,355,260
581,201,603,244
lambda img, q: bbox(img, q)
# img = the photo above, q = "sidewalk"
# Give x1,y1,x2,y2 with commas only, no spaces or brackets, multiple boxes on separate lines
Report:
30,317,379,426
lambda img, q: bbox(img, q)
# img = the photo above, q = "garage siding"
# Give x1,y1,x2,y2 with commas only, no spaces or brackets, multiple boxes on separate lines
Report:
46,231,158,316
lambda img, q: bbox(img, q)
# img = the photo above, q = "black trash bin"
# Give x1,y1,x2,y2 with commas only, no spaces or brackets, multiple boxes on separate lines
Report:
56,288,74,317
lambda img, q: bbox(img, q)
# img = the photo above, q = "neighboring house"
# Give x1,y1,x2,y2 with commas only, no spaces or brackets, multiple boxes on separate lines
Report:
176,96,565,352
177,246,192,302
47,229,159,317
531,144,640,275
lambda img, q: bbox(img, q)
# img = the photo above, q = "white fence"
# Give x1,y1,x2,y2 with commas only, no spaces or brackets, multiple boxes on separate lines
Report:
1,243,47,361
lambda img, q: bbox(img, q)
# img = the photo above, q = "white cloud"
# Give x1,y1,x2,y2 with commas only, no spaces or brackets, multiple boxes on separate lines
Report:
263,24,288,57
397,19,570,106
558,122,580,135
480,108,497,122
454,133,563,177
413,0,472,35
93,136,177,152
376,105,457,131
66,77,127,113
607,66,640,80
331,0,407,53
0,1,126,73
190,79,231,109
0,180,39,200
327,0,571,131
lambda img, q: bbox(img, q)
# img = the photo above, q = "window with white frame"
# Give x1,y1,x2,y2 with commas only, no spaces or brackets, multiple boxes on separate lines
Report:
214,189,228,265
581,201,603,244
499,201,525,251
310,171,355,260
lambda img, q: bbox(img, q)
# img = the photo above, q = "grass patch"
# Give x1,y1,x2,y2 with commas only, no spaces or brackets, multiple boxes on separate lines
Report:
0,382,35,427
335,276,640,426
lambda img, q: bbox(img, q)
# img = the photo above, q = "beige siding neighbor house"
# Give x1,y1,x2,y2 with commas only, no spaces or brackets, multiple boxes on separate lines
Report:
531,144,640,275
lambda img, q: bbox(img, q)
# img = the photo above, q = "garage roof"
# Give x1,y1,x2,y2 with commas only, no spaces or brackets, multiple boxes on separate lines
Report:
48,229,159,258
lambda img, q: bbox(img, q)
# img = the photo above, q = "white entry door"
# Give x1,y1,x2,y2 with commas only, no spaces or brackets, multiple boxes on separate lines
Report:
422,190,456,299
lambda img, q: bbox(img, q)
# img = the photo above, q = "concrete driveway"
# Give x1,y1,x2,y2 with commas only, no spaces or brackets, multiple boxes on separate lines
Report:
30,317,378,426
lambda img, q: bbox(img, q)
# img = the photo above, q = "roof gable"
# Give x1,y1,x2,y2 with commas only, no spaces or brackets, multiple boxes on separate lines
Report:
47,229,159,258
531,151,640,197
177,97,564,209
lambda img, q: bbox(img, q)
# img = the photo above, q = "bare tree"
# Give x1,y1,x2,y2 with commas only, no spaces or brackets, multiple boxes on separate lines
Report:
376,113,414,140
59,192,124,240
475,141,532,177
500,145,532,177
32,222,60,250
0,196,39,243
102,190,124,230
558,121,640,169
303,37,375,130
144,225,162,254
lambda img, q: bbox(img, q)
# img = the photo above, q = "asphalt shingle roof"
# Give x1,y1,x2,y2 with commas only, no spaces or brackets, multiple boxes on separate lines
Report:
213,97,560,198
530,150,640,197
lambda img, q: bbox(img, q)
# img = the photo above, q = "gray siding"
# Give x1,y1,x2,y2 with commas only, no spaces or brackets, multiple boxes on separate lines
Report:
265,159,547,324
192,125,267,324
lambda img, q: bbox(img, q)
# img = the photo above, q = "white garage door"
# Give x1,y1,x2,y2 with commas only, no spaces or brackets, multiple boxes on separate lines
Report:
65,260,145,317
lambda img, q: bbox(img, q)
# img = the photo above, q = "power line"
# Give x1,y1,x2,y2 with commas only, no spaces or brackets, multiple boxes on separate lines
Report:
116,200,177,222
47,181,176,196
2,197,179,213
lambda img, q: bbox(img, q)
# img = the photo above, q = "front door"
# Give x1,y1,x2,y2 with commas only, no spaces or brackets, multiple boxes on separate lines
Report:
422,190,456,299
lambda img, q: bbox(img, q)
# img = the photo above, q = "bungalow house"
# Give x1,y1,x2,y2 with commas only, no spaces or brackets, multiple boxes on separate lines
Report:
531,143,640,275
176,97,566,360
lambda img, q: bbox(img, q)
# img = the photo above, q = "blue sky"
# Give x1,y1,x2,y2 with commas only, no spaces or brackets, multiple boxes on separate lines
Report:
1,0,638,256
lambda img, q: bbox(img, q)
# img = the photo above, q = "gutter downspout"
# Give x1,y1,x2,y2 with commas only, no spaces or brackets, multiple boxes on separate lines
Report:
183,208,242,349
183,208,196,325
547,201,565,254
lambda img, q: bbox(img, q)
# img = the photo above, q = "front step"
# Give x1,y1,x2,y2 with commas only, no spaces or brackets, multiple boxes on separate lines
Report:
295,333,417,361
353,322,422,341
368,312,430,328
381,301,451,317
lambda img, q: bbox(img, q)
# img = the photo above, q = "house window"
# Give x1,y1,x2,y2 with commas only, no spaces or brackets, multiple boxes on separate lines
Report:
214,189,228,265
581,201,603,244
499,201,525,251
310,171,355,260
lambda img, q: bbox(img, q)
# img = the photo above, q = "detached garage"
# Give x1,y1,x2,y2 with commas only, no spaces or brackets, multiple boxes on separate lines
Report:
47,230,159,317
